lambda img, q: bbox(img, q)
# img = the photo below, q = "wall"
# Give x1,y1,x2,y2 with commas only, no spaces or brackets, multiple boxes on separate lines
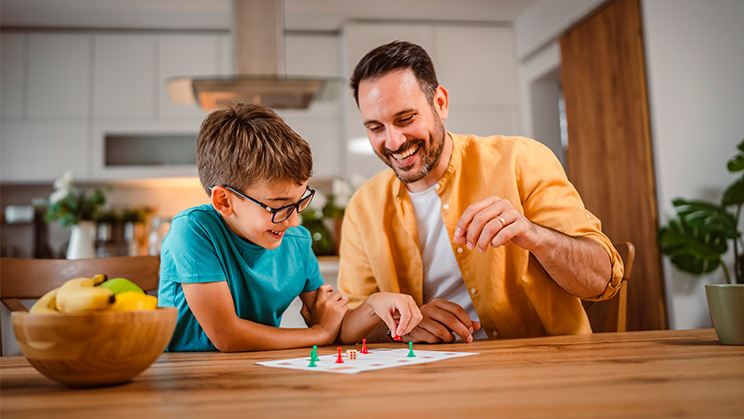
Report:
516,0,744,330
642,0,744,329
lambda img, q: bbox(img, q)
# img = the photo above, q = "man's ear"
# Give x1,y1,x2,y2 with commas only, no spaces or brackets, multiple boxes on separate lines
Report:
433,85,449,121
210,187,234,217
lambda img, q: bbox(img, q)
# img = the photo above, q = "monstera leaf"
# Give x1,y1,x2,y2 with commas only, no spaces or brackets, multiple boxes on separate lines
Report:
658,140,744,283
658,217,728,275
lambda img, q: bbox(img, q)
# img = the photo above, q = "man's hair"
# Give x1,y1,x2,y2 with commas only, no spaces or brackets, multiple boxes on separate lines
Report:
196,103,313,195
349,40,439,105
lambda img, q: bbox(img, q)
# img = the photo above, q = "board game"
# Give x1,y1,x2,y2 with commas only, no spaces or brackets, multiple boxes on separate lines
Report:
256,347,478,374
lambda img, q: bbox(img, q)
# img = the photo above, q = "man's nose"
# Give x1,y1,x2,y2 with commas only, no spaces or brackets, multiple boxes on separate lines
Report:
385,126,407,152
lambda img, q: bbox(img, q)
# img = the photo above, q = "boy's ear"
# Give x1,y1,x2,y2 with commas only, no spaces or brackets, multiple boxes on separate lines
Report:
210,187,234,217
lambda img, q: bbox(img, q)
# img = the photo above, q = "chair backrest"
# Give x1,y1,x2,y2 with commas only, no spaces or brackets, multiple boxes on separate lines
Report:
0,256,160,356
583,242,635,333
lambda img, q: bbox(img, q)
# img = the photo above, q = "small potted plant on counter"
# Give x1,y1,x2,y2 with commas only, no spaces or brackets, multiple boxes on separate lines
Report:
43,172,108,259
658,139,744,345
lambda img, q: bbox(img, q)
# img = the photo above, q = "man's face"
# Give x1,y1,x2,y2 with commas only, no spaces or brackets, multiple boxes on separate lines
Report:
357,69,447,185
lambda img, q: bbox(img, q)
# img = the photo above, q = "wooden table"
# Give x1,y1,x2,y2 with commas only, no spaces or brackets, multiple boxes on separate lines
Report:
1,329,743,418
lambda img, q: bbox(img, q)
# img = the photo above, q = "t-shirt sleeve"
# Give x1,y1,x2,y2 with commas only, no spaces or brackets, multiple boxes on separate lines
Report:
159,213,227,284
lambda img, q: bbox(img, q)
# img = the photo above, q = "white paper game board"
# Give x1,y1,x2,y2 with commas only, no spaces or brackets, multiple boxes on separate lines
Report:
256,348,478,374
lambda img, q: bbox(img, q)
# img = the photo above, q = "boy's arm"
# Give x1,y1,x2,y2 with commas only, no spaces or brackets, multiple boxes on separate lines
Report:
337,292,423,344
182,282,346,352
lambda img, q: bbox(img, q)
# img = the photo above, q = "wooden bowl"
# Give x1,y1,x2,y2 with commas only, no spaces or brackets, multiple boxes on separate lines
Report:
11,307,177,387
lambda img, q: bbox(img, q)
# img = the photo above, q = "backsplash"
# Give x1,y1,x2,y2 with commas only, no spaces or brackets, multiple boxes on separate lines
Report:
0,177,335,258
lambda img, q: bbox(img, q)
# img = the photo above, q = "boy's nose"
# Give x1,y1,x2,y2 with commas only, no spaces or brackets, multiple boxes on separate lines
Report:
284,209,301,228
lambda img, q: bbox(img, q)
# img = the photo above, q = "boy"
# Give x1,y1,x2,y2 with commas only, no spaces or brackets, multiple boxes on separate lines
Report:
158,103,421,352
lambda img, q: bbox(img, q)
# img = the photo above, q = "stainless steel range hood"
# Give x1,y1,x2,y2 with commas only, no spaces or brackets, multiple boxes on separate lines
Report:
167,0,325,110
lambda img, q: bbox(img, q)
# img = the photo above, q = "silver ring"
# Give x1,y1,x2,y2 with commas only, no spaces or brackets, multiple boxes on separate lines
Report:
497,216,506,227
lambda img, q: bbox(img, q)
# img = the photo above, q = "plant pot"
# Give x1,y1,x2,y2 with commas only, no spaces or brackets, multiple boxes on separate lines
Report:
66,220,96,259
705,284,744,345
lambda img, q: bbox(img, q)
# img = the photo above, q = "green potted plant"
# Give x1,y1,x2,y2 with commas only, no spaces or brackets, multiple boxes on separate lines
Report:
658,139,744,345
44,172,108,259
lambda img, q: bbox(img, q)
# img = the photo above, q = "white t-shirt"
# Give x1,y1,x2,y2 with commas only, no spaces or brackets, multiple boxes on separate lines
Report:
408,185,488,340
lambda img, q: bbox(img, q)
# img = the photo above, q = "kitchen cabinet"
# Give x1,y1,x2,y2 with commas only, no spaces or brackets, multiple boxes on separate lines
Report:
1,34,26,119
277,33,344,179
0,121,90,182
157,34,223,120
342,22,520,180
27,34,90,119
94,34,156,119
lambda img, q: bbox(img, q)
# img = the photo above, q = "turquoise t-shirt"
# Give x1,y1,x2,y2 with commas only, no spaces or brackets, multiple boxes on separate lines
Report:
157,204,324,351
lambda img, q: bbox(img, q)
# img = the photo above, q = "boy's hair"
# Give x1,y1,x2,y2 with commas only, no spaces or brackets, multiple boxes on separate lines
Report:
196,103,313,195
349,40,439,106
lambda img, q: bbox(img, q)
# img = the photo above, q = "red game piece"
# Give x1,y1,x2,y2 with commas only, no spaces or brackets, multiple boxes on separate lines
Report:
393,334,402,341
361,338,368,354
335,346,344,363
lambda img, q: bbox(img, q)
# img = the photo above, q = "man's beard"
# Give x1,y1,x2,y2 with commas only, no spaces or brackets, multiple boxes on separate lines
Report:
377,115,446,184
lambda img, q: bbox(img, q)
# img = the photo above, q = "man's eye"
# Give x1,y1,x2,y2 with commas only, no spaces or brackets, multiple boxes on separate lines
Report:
367,125,382,132
399,115,414,124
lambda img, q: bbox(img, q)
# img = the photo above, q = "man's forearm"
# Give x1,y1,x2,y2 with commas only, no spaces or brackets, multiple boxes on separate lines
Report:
530,225,612,299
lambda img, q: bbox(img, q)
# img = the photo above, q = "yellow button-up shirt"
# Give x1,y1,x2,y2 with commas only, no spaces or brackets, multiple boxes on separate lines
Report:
337,133,624,338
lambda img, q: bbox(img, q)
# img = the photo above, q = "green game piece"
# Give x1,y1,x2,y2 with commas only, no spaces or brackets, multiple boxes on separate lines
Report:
407,341,416,357
308,348,317,367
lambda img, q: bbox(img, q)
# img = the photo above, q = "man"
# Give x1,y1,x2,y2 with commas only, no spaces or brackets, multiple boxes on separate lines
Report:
338,41,624,343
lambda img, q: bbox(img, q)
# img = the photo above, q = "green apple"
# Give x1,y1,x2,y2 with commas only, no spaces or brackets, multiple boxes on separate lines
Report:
99,277,144,295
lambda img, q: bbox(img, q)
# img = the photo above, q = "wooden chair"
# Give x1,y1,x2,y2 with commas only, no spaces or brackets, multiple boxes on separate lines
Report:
583,242,635,333
0,256,160,356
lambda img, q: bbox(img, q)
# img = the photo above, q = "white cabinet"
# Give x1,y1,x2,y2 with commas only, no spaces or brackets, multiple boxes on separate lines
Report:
157,34,221,120
0,121,90,182
93,34,156,119
27,34,90,119
1,34,26,119
278,33,344,179
1,34,91,183
342,22,520,180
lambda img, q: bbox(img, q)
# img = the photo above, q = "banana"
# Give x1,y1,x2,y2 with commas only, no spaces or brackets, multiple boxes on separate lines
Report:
111,292,157,311
29,288,61,314
55,276,115,312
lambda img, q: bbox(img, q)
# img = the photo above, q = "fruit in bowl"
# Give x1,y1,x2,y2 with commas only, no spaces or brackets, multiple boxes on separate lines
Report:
12,275,176,387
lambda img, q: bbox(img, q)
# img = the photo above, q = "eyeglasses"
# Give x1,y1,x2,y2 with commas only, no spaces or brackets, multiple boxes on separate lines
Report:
212,185,315,224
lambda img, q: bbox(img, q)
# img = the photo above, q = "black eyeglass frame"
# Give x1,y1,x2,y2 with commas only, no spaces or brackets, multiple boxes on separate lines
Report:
211,185,315,224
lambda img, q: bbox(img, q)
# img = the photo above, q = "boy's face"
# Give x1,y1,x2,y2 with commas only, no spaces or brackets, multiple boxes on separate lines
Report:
220,180,309,250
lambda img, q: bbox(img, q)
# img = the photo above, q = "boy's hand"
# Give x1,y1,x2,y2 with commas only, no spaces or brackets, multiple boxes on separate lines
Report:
306,284,348,344
366,292,423,338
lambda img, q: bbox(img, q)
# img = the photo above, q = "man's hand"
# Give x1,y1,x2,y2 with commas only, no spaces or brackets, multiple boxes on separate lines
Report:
452,195,612,299
404,299,481,343
453,195,542,253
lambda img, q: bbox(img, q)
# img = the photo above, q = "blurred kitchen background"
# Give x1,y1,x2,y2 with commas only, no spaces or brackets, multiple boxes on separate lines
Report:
1,0,743,333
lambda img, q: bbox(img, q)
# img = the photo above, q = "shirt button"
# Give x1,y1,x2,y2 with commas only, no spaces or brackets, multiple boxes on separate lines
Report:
457,247,463,254
434,184,440,190
443,204,449,210
586,213,590,219
470,288,477,295
492,330,499,338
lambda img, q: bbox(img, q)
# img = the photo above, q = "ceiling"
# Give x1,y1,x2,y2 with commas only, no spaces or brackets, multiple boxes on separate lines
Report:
1,0,535,31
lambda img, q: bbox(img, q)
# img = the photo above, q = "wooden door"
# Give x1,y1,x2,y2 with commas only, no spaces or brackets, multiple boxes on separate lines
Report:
560,0,666,330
